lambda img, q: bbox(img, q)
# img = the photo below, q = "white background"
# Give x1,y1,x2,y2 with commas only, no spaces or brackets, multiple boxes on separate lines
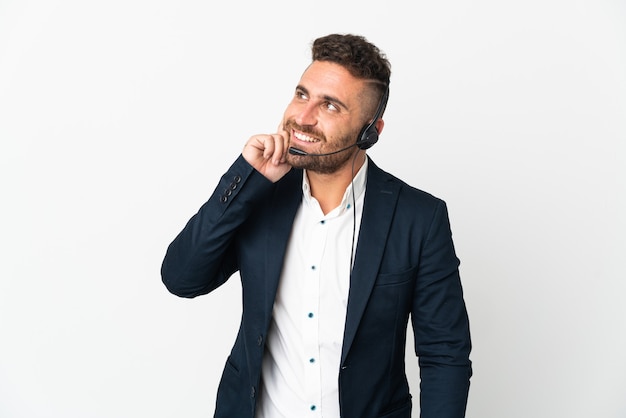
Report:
1,1,625,417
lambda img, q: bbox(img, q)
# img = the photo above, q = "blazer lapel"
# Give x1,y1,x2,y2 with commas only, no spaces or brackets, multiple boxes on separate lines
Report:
341,159,401,365
263,169,303,323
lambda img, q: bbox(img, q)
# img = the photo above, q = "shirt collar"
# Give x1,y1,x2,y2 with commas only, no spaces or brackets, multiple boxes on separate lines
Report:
301,156,369,217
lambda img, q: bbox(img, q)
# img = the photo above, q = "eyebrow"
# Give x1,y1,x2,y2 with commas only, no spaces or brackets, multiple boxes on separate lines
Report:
296,84,349,111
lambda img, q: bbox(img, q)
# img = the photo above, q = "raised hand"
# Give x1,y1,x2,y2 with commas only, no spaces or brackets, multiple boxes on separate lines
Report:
242,123,292,183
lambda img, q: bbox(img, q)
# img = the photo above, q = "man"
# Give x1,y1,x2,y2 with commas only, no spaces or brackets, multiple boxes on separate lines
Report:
161,33,472,418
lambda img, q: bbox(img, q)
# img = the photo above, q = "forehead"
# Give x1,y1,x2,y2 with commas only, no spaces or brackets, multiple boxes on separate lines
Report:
298,61,368,104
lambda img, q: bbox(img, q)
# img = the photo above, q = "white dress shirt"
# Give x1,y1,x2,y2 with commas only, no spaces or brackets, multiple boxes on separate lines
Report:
256,158,368,418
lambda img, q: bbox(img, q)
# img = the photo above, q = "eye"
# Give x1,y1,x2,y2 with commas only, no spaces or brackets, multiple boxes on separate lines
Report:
324,101,339,112
295,89,308,101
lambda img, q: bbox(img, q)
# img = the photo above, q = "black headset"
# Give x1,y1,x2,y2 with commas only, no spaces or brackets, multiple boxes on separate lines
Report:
354,84,390,150
288,84,390,157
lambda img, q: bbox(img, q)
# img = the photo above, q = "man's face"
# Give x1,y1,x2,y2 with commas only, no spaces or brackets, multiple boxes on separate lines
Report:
283,61,372,174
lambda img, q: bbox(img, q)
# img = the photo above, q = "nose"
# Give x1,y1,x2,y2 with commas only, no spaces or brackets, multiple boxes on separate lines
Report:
295,103,318,127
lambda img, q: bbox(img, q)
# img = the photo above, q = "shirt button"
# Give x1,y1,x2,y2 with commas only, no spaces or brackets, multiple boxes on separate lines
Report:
308,312,314,318
309,358,315,363
310,405,317,411
234,175,242,183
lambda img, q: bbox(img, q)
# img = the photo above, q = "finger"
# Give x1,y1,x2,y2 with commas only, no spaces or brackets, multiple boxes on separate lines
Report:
277,130,290,162
260,135,276,160
267,134,285,165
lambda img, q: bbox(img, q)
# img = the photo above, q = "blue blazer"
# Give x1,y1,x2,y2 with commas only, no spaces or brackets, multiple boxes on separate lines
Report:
161,155,472,418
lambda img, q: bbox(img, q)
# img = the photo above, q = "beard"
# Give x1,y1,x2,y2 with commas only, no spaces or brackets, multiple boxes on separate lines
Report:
284,119,359,174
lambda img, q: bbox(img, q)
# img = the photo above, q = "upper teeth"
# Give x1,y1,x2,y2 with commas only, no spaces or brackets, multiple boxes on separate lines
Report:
294,131,317,142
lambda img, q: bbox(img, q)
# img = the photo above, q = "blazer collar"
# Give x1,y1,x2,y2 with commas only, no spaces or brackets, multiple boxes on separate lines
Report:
264,169,303,323
341,159,401,365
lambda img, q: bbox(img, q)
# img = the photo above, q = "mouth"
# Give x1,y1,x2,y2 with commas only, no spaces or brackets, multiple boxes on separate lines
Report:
292,129,320,144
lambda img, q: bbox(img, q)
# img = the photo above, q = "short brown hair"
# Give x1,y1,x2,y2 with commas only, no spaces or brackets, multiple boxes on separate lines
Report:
311,33,391,89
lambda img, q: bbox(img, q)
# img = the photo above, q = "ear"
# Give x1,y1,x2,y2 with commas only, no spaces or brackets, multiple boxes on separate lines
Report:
375,118,385,134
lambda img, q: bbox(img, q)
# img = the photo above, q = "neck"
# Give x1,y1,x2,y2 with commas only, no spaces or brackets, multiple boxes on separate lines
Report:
307,152,366,215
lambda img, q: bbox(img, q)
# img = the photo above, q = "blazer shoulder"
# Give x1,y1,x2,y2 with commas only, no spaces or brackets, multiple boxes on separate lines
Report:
367,158,446,209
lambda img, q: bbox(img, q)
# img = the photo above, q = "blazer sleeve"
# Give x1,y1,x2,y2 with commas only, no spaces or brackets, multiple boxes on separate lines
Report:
161,154,276,298
412,200,472,418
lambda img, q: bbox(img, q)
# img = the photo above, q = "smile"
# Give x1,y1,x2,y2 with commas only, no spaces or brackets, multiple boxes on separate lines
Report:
293,130,319,143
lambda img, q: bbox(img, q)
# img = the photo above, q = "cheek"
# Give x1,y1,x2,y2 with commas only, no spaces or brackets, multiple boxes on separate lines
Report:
282,105,295,123
332,124,362,145
283,99,304,119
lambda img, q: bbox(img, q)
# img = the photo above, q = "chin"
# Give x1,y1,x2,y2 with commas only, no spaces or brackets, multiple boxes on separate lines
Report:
286,153,351,175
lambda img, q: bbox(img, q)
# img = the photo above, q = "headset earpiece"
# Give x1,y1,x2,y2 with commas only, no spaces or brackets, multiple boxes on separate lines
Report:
355,124,379,150
355,85,389,150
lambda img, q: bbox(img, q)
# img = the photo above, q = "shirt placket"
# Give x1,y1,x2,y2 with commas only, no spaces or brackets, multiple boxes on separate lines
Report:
301,216,327,416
